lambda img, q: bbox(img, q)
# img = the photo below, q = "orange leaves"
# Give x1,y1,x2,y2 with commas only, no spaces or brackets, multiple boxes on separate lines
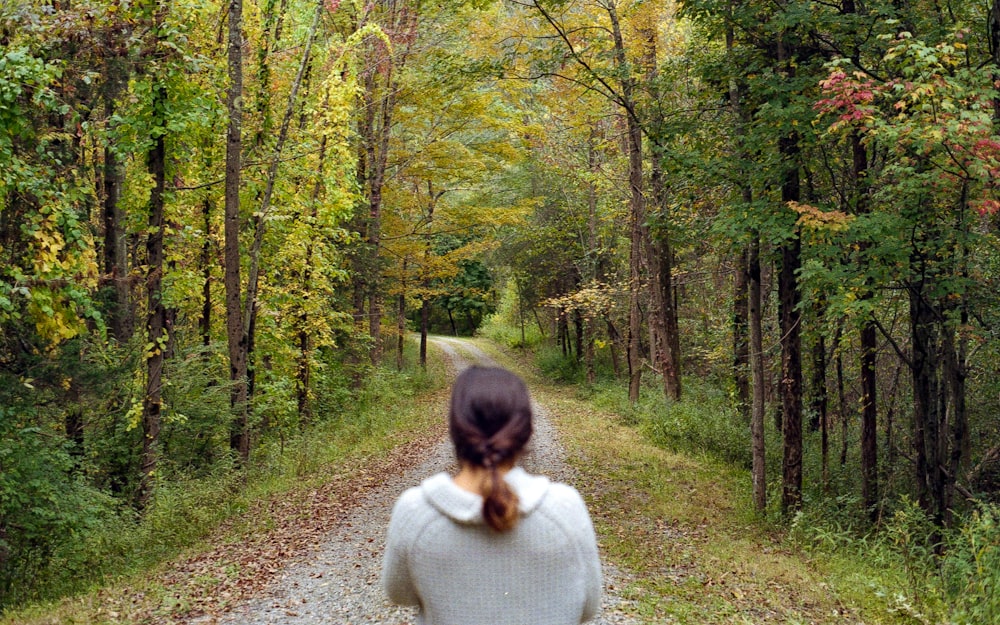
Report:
787,202,853,233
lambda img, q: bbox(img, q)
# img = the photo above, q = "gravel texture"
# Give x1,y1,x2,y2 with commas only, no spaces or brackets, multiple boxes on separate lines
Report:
204,338,640,625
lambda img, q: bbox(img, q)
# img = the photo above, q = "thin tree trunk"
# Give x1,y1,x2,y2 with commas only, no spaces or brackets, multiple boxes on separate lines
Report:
419,297,430,368
396,291,406,371
224,0,250,462
809,314,828,490
910,271,935,517
295,111,329,423
643,26,681,401
860,319,878,515
140,75,167,509
727,0,750,419
199,197,212,349
243,0,326,406
835,323,848,467
102,127,132,342
749,235,766,512
777,66,804,514
734,244,750,420
607,4,644,404
942,315,966,525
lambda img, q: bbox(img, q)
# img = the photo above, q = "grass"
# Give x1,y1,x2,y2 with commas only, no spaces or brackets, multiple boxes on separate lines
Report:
472,338,914,624
1,341,452,625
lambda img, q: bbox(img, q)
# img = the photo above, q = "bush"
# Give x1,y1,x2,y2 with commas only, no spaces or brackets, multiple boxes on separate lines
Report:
942,504,1000,624
0,407,123,607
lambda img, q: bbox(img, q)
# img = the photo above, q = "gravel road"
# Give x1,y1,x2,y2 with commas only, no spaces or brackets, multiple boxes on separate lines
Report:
206,337,639,625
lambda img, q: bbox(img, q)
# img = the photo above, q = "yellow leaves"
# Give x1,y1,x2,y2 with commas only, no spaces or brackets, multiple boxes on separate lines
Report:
543,281,626,319
19,210,100,346
788,201,854,233
28,290,83,343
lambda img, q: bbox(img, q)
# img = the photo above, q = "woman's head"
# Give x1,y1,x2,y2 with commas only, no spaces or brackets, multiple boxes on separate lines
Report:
449,366,533,531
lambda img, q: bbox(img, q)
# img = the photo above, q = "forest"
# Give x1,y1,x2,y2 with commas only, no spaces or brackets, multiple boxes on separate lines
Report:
2,0,1000,621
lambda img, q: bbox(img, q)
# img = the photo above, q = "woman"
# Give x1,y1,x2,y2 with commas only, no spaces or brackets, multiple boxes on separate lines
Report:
382,366,603,625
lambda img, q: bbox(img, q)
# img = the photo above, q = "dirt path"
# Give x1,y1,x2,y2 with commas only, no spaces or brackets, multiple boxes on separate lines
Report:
203,337,639,625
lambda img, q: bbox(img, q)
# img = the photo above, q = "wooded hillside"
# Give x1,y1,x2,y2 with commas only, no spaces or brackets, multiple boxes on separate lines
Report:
2,0,999,619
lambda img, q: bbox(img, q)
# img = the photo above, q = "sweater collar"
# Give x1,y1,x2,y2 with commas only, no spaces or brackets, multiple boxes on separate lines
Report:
420,467,551,524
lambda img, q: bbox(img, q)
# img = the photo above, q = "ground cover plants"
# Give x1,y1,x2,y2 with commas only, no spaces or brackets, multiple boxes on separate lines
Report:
0,344,449,624
474,329,996,625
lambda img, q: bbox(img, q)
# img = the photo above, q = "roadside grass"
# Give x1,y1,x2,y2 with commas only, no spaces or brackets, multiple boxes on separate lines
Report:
1,340,451,625
473,338,912,625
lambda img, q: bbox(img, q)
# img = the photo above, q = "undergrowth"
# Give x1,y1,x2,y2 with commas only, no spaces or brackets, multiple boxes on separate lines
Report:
483,331,997,624
1,339,446,620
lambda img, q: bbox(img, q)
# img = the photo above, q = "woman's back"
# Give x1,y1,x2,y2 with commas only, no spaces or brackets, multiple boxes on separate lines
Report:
382,468,602,625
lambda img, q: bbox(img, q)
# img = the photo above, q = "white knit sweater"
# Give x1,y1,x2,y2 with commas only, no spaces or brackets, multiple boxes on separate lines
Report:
381,467,603,625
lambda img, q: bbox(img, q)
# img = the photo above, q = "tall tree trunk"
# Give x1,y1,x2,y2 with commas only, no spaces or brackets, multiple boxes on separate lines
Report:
243,0,325,410
850,130,879,519
224,0,250,462
909,269,936,518
860,318,878,515
357,3,417,366
749,235,767,512
777,47,804,514
396,290,406,371
419,297,430,368
102,57,133,344
809,311,828,491
734,244,750,419
295,112,329,423
140,73,167,509
727,0,751,419
199,197,212,349
835,323,849,467
606,3,645,403
642,26,681,401
941,312,967,525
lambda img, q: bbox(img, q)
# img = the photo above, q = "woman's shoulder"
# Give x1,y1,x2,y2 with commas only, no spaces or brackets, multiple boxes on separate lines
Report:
542,480,589,512
506,468,589,516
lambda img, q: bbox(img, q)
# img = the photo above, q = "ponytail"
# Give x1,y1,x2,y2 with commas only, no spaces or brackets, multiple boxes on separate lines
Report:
449,367,533,532
481,446,520,532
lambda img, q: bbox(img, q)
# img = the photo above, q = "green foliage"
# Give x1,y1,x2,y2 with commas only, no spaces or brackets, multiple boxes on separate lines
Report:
940,505,1000,625
535,344,584,383
478,280,546,349
0,345,442,613
0,406,122,606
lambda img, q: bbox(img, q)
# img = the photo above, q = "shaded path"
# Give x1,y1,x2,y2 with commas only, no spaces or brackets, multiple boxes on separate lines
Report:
205,337,638,624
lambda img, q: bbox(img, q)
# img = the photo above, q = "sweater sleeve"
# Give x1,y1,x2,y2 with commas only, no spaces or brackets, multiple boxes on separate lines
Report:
580,500,604,621
573,492,603,623
381,489,421,607
547,484,604,623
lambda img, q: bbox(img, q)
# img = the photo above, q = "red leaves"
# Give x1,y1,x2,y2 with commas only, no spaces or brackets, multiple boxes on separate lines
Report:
972,199,1000,216
814,70,877,131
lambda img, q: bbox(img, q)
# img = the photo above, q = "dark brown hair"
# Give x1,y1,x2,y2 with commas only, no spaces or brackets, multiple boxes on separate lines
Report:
449,366,533,532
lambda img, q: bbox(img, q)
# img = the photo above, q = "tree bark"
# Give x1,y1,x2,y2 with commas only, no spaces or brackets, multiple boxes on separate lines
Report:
224,0,250,462
909,267,936,518
419,296,430,367
102,73,132,344
199,197,212,349
778,124,804,514
727,0,751,420
749,235,766,512
643,25,681,401
809,312,828,491
139,74,167,509
607,3,645,404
